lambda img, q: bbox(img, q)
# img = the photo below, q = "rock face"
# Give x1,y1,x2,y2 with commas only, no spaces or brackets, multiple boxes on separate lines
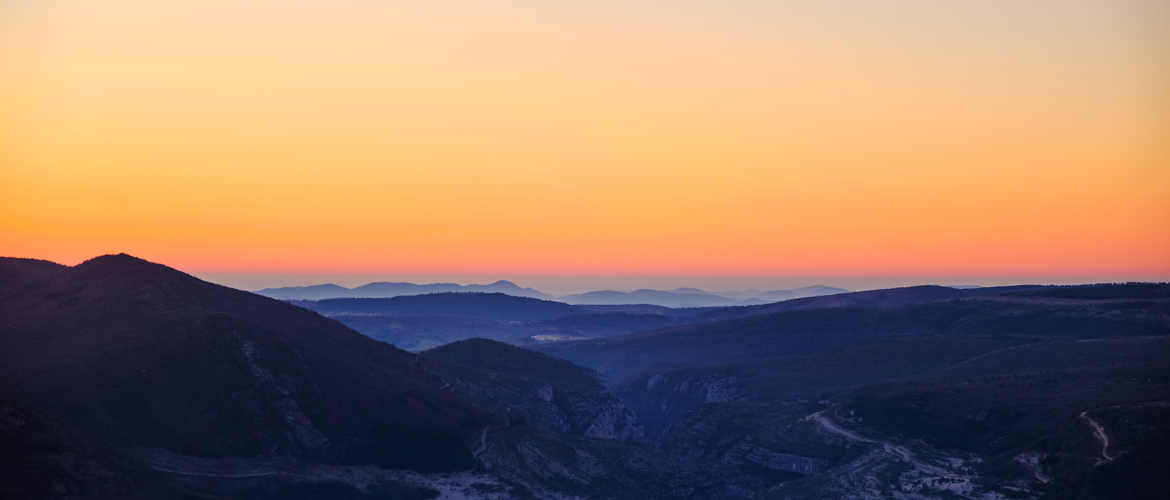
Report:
619,372,746,442
734,445,827,475
421,338,645,441
583,402,642,441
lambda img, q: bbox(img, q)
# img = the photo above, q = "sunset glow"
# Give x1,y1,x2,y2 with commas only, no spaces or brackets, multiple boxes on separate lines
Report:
3,1,1168,279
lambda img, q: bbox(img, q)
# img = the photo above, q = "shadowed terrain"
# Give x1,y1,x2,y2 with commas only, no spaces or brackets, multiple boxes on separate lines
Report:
293,293,700,351
0,255,494,498
534,283,1170,498
3,255,1167,499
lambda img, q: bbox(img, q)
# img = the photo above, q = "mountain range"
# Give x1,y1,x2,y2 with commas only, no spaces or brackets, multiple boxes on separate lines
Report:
291,293,697,351
257,280,551,301
3,254,1167,499
258,281,849,307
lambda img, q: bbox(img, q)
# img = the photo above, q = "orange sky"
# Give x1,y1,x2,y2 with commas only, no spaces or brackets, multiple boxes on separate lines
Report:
2,1,1168,279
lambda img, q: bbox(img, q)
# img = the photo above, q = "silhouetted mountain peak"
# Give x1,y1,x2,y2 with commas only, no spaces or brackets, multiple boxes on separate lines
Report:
74,253,176,275
78,252,146,265
69,254,205,296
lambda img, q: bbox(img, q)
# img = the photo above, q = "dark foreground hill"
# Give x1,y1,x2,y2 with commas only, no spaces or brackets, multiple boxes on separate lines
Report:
0,254,495,498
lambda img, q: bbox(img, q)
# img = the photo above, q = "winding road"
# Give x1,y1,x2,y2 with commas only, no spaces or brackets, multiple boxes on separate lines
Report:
148,465,281,479
807,409,954,478
1079,410,1114,465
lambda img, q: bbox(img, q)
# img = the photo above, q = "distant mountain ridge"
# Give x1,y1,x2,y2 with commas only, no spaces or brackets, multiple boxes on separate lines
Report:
724,285,851,304
261,280,850,307
258,279,550,300
538,282,1170,382
299,292,581,321
292,293,696,351
559,288,741,307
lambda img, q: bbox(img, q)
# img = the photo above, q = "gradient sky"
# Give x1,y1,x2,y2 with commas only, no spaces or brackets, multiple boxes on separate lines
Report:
3,1,1168,288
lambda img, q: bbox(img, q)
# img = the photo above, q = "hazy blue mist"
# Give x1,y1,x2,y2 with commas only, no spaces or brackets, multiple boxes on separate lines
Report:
194,272,1168,296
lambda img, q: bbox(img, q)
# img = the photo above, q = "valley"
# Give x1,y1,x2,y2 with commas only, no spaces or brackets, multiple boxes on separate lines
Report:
2,255,1167,499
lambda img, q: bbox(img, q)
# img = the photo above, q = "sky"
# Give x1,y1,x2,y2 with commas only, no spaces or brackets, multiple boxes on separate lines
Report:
3,1,1168,291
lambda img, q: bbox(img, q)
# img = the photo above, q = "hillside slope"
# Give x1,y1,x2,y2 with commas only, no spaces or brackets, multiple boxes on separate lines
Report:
423,338,643,441
0,254,494,497
535,283,1170,498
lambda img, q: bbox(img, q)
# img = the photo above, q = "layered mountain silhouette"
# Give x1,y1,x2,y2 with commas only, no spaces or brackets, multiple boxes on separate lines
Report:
259,281,849,307
558,288,741,307
258,280,550,300
720,285,850,304
0,253,824,498
4,253,1168,499
539,283,1169,382
292,293,697,351
299,293,580,321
